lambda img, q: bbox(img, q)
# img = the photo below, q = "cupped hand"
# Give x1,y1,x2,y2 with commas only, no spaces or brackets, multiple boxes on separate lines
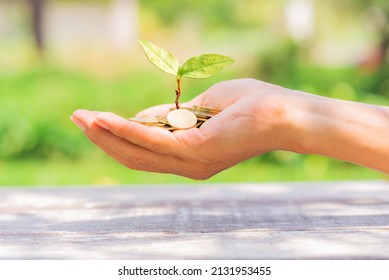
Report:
70,79,293,179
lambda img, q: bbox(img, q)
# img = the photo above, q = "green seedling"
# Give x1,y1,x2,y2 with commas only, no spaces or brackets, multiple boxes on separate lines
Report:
138,40,234,109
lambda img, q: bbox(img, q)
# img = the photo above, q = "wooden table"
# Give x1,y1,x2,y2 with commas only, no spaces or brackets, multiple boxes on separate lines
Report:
0,181,388,259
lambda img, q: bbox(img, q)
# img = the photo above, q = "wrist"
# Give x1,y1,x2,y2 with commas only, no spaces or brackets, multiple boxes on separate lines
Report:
277,89,322,154
249,82,312,154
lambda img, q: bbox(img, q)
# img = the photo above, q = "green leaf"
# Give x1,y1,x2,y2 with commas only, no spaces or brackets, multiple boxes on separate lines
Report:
138,40,180,76
178,54,234,79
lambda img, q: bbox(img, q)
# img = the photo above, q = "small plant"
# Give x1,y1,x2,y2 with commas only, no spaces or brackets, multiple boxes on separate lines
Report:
138,40,234,109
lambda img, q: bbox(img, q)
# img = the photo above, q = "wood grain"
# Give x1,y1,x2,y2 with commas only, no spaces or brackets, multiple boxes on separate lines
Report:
0,181,388,259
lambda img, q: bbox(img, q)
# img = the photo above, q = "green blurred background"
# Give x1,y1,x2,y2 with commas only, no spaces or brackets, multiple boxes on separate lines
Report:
1,0,389,186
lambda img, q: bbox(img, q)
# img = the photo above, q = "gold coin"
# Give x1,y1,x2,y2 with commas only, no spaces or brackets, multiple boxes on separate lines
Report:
167,109,197,129
155,116,169,125
129,117,159,124
130,106,221,131
194,122,203,128
192,105,221,114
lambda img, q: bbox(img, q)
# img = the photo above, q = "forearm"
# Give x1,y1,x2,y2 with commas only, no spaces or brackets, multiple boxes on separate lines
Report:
286,91,389,173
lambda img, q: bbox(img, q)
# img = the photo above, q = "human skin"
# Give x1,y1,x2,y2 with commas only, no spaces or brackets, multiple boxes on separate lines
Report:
70,78,389,179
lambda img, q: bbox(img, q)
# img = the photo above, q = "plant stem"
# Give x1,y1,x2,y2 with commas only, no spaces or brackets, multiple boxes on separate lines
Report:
175,78,181,109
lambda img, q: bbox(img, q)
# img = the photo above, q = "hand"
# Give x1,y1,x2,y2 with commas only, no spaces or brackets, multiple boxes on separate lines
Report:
70,79,294,179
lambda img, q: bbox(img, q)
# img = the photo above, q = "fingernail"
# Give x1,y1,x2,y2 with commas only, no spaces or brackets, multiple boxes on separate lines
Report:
94,118,109,130
95,113,113,130
70,115,86,131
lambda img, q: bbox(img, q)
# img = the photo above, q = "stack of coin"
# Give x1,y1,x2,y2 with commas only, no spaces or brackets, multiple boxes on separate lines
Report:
129,106,221,131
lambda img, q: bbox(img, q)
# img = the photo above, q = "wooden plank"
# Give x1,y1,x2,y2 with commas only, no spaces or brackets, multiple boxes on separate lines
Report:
0,181,388,259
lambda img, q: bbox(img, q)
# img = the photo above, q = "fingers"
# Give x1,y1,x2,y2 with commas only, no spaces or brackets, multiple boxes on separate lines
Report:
84,125,185,174
97,112,186,155
71,109,207,160
70,109,97,130
71,109,191,174
72,109,182,155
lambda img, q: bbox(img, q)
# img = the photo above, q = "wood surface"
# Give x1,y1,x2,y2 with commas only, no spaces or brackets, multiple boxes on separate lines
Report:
0,181,388,259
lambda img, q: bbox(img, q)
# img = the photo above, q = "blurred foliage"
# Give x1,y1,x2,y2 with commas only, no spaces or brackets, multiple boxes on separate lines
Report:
138,0,295,42
1,0,389,185
141,0,245,28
